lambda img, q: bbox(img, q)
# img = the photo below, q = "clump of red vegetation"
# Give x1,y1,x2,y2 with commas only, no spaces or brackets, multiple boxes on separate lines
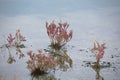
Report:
27,50,56,75
46,21,73,49
91,40,106,64
7,29,26,48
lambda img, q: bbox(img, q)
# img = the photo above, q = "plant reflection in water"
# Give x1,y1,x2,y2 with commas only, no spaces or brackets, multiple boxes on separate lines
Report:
27,45,73,80
26,49,59,80
83,61,111,80
31,73,60,80
1,45,25,64
84,40,110,80
0,29,26,64
91,62,104,80
45,20,73,72
45,46,73,71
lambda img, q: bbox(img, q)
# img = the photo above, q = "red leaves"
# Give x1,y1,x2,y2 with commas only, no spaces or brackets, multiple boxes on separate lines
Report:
16,29,26,41
92,40,106,62
46,21,73,46
7,34,15,45
27,50,56,72
6,29,26,46
27,50,34,60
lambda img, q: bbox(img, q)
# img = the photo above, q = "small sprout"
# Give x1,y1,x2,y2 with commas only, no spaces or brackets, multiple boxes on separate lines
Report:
16,29,26,41
91,40,106,64
2,29,26,63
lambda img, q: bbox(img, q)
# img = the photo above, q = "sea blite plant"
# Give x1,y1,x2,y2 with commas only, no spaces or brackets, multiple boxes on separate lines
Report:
27,50,56,75
7,34,15,46
46,21,73,49
7,29,26,47
91,40,106,64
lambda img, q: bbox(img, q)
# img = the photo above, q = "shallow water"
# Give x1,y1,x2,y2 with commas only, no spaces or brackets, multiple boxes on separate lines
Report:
0,2,120,79
0,22,120,80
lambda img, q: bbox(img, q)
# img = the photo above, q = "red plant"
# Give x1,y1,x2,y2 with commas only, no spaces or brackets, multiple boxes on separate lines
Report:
16,29,26,42
46,21,73,47
6,29,26,47
91,40,106,63
7,34,15,46
27,50,56,74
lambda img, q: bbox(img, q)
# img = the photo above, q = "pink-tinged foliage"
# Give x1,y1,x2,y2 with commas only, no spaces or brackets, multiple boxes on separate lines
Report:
7,34,15,45
46,21,73,47
91,40,106,63
27,50,56,73
16,29,26,41
6,29,26,47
